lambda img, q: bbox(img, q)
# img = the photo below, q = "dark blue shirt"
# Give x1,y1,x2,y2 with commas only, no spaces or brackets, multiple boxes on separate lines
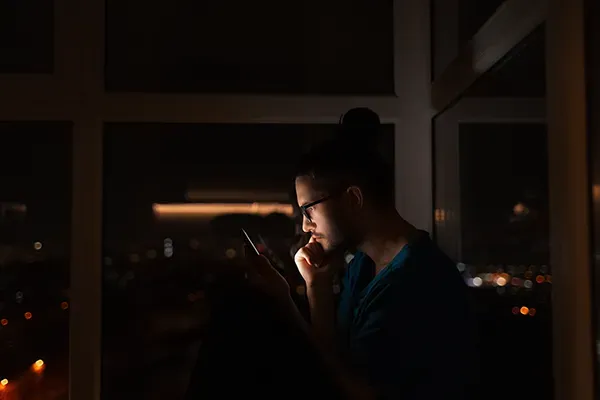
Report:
337,231,479,399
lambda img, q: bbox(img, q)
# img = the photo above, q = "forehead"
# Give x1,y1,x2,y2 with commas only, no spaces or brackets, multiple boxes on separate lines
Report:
295,176,324,203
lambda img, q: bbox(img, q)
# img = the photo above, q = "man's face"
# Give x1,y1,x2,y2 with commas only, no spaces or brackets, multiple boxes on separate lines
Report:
295,175,354,253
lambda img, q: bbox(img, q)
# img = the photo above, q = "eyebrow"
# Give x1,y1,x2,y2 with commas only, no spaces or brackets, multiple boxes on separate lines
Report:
299,200,312,208
300,195,328,208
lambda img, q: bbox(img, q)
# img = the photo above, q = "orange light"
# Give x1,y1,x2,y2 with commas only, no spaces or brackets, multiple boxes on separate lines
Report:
61,301,69,310
0,319,7,326
152,202,294,218
529,308,537,317
24,312,32,320
535,275,545,284
1,378,7,387
32,359,45,373
434,209,446,222
520,306,529,315
513,203,528,215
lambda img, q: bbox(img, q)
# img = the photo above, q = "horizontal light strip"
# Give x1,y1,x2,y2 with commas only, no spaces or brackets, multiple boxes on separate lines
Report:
152,202,294,218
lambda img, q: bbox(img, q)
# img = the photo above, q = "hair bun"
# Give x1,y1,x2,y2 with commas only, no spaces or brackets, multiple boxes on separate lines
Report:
335,107,381,150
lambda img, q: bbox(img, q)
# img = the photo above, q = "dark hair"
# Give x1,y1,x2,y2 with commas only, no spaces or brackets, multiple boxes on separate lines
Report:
294,139,395,207
336,107,381,147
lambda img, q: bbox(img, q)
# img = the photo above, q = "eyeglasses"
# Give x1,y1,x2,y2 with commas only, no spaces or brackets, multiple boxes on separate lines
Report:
299,195,334,222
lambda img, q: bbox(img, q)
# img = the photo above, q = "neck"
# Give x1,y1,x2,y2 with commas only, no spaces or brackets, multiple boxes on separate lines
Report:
357,210,417,273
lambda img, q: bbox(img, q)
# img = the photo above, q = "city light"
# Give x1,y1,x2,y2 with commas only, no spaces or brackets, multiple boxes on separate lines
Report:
520,306,530,315
529,308,537,317
24,312,32,320
32,359,45,373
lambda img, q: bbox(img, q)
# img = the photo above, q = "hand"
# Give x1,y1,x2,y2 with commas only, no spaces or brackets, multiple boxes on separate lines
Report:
294,237,334,287
244,246,291,302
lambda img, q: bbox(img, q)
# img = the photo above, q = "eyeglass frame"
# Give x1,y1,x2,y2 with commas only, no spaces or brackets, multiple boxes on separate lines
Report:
299,194,335,222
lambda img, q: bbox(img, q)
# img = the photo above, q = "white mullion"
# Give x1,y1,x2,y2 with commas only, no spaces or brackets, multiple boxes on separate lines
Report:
0,75,59,95
101,93,401,123
393,0,434,233
67,0,105,397
0,94,73,121
69,118,103,400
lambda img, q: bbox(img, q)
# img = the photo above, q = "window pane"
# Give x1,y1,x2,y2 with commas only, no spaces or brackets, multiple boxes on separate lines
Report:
0,122,71,397
434,120,552,400
466,24,545,98
459,124,549,265
0,0,54,73
101,123,394,399
105,0,394,94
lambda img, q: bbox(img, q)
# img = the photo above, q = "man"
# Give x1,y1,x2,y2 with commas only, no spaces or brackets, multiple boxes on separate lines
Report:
246,139,479,399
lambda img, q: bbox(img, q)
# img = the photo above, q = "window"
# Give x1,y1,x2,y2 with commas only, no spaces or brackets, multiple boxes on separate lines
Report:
105,0,394,94
0,0,54,73
0,122,72,398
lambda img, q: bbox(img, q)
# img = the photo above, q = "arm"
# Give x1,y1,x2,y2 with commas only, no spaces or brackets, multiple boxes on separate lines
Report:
306,282,337,350
281,294,377,400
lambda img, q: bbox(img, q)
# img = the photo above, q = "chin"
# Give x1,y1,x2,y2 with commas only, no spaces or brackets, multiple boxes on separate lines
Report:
323,240,344,255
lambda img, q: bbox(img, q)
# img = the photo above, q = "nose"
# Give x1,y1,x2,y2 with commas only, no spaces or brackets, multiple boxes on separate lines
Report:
301,215,315,233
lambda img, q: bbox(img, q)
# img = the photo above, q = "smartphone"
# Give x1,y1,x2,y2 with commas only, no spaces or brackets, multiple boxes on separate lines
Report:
241,228,260,256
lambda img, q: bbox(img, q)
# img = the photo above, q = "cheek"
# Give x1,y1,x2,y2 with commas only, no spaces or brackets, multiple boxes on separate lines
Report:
320,214,345,238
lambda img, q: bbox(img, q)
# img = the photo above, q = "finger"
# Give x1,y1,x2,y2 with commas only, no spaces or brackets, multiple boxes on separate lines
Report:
295,247,316,266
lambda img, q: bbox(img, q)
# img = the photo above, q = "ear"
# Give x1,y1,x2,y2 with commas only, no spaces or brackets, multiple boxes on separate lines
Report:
345,186,364,211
